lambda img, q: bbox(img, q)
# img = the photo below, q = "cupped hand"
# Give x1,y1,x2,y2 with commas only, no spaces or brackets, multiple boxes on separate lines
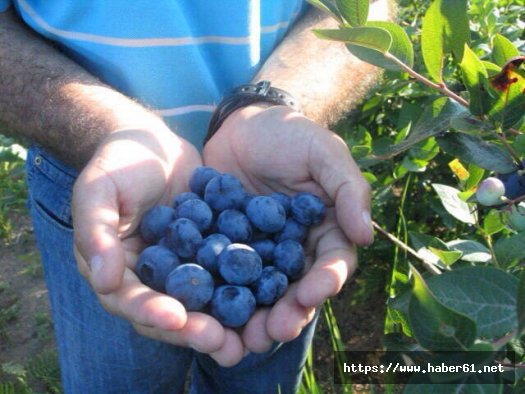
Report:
203,105,373,352
72,126,244,366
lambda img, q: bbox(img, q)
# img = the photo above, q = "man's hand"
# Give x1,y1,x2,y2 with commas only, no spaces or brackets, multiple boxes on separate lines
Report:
203,105,373,352
72,126,245,366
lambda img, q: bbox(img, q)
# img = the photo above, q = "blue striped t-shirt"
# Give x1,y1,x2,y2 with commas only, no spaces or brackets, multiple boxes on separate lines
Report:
1,0,307,148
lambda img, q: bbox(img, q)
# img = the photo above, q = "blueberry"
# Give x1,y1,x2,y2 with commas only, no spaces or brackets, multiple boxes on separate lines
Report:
216,209,252,243
269,192,291,214
218,243,262,285
175,199,213,232
196,233,231,275
501,172,525,199
173,192,201,208
249,239,275,265
139,205,175,244
291,192,326,226
165,218,203,259
246,196,286,233
189,166,221,197
135,245,180,292
274,218,307,243
273,240,305,281
204,173,245,211
165,263,214,311
211,285,256,327
252,266,288,305
476,177,506,206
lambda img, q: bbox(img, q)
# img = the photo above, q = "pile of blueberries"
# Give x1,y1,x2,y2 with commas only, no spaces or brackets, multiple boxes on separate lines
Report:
135,166,326,328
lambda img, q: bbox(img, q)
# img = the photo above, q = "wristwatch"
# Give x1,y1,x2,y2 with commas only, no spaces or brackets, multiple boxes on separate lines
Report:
204,80,301,145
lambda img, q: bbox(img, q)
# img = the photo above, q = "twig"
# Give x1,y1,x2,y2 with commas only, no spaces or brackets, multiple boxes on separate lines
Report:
383,52,470,108
372,220,442,275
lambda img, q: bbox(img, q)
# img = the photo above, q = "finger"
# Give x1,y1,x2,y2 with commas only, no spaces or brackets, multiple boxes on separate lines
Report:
309,130,373,245
208,329,246,367
242,307,274,353
98,269,187,331
297,224,357,308
72,165,126,294
266,283,316,343
134,311,226,354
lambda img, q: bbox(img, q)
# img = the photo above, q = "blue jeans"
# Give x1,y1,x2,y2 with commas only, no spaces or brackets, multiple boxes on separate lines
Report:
26,146,318,394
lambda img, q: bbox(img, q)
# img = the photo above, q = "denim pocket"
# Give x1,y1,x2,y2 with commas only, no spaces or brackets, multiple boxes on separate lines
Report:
26,146,78,232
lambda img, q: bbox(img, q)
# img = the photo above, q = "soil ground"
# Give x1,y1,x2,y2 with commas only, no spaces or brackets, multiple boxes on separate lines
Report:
0,211,387,393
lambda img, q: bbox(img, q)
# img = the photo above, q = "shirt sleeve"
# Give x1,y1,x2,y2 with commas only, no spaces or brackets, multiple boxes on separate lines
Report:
0,0,10,12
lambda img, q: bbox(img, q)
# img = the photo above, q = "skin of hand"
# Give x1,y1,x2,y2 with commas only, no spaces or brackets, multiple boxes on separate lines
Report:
203,104,374,353
71,125,246,367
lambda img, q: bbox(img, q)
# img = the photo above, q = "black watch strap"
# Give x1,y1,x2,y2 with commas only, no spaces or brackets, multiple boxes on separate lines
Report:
203,80,301,145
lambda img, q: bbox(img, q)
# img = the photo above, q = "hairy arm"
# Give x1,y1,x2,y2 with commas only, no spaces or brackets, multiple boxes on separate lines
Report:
0,8,169,168
253,0,394,126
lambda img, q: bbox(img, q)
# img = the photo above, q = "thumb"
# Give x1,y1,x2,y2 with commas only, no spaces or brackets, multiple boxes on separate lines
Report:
310,131,373,245
72,165,127,294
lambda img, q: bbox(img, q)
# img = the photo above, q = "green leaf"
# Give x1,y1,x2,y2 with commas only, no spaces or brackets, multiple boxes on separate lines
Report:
437,132,517,174
432,183,476,225
483,209,506,236
492,34,520,67
313,26,392,53
428,247,463,266
408,265,477,350
336,0,368,26
426,266,519,337
518,271,525,334
381,97,463,159
494,233,525,267
446,239,491,263
460,45,490,116
450,111,491,134
346,21,414,71
482,61,502,77
306,0,343,23
465,163,485,191
421,0,470,82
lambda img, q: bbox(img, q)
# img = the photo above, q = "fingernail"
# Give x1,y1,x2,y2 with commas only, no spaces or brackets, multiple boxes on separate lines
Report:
89,255,104,279
243,349,251,358
362,211,374,244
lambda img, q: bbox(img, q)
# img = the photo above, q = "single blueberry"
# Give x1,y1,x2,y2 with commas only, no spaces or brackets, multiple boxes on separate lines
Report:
249,239,276,265
211,285,256,327
189,166,221,197
252,266,288,305
273,240,305,281
246,196,286,233
204,173,245,212
175,199,213,232
165,263,214,311
135,245,180,292
173,192,201,208
291,192,326,226
218,243,262,285
139,205,175,244
216,209,253,243
269,192,292,214
196,233,231,275
165,218,203,259
502,172,525,199
274,218,308,243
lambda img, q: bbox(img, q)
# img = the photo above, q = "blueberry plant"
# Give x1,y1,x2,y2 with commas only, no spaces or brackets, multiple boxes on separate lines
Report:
308,0,525,391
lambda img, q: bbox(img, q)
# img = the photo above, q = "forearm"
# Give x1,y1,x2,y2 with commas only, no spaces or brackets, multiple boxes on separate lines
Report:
253,0,395,126
0,10,169,168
